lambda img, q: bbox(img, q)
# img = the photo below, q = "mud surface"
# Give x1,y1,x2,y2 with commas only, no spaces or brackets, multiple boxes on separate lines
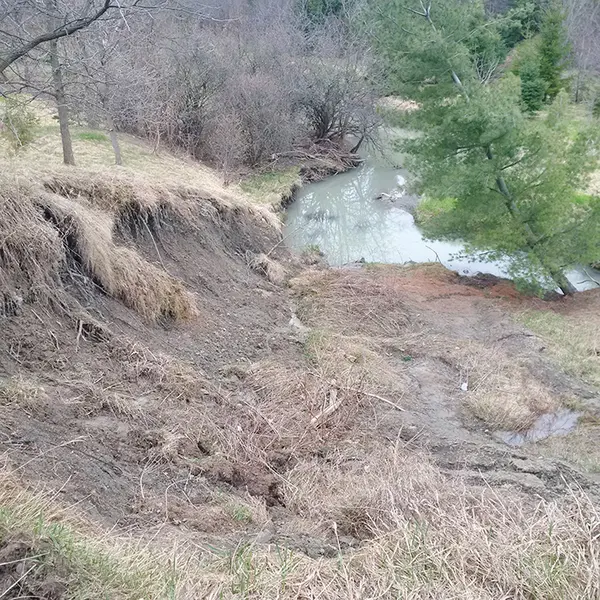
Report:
1,203,600,560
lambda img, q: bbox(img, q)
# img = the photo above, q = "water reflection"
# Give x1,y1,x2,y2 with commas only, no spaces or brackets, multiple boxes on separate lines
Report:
285,158,510,277
285,148,600,290
495,409,581,446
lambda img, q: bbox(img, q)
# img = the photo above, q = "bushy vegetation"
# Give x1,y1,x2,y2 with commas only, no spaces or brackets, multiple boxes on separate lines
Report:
0,96,38,152
0,1,379,171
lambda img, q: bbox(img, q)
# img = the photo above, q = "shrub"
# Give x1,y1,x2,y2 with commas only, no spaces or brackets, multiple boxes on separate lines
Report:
0,96,39,152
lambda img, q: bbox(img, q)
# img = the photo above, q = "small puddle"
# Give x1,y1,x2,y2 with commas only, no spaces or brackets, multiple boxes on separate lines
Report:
494,409,581,447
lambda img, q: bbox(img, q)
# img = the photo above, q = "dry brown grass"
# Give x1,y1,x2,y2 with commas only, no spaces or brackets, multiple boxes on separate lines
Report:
236,333,408,461
1,117,282,232
304,330,408,401
278,443,600,599
1,117,282,324
0,375,46,415
247,252,286,285
1,421,599,599
0,468,188,599
107,339,216,403
291,268,410,337
0,178,63,306
40,191,196,323
456,343,560,431
1,181,196,323
2,443,598,600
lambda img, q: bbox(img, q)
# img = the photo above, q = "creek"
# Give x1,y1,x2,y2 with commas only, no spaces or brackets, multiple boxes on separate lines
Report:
284,131,600,292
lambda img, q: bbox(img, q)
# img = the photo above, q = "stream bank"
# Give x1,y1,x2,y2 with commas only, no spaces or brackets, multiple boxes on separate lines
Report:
283,132,600,293
240,142,363,210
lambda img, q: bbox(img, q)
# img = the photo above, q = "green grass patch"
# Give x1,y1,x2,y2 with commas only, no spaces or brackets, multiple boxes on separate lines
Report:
415,196,457,225
572,192,597,207
77,131,109,143
519,310,600,386
240,167,302,205
0,483,181,599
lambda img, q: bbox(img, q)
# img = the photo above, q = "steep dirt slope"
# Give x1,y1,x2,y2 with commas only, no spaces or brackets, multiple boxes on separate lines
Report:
1,132,600,598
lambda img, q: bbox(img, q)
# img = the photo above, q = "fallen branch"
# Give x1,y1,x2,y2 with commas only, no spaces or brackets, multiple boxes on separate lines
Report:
311,387,343,427
353,388,406,411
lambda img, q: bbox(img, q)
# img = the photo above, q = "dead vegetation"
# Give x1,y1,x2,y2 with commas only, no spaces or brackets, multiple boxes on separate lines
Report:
0,184,194,323
0,375,46,416
0,469,183,600
0,179,63,309
1,128,600,599
292,268,411,337
0,148,281,324
1,444,599,600
247,252,286,285
39,191,196,323
454,342,561,431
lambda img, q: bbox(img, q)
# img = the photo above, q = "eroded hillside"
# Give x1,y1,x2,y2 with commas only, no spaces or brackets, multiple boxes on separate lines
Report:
1,130,599,599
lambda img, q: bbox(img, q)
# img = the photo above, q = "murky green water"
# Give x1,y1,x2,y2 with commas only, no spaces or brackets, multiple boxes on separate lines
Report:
284,133,599,291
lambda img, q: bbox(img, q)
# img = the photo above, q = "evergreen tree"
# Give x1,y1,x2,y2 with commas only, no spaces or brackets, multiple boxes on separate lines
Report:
373,0,600,294
499,0,545,48
538,2,570,100
519,56,546,111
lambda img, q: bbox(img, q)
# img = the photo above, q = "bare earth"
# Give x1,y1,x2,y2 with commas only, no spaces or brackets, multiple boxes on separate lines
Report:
1,134,599,598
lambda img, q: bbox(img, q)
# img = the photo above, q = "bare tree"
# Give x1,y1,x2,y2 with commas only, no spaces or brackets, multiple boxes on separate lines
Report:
45,0,75,165
2,0,380,174
48,37,75,164
0,0,113,76
563,0,600,105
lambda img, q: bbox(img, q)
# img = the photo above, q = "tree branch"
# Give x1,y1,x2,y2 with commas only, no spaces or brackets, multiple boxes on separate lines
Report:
0,0,113,75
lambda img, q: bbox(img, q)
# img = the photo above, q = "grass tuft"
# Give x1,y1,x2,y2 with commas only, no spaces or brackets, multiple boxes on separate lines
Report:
240,168,302,206
519,310,600,386
0,375,46,415
457,343,560,431
247,252,286,285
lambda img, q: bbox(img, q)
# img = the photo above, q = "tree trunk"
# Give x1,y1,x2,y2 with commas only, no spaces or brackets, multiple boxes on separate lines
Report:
549,267,577,295
106,114,122,166
49,38,75,166
488,148,576,295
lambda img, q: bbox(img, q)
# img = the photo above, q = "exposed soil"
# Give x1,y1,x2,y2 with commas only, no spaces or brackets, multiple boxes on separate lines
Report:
1,193,600,564
0,537,67,599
